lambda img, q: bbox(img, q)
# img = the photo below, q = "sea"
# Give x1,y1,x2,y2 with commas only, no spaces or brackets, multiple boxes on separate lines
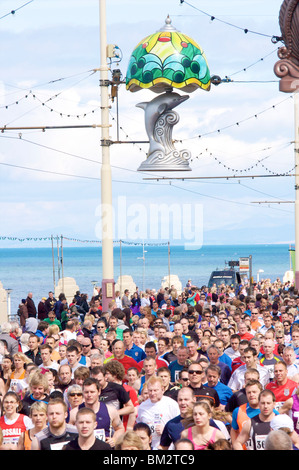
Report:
0,243,293,316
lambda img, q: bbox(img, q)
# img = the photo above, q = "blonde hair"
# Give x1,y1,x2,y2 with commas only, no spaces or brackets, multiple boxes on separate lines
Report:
30,400,48,417
84,314,95,325
115,431,144,450
29,370,49,391
13,352,32,364
146,376,163,388
48,324,60,336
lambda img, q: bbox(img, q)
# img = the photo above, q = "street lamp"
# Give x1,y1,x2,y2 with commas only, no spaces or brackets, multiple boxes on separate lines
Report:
5,289,12,321
99,0,115,311
257,269,264,283
126,15,211,171
137,242,147,292
91,280,99,297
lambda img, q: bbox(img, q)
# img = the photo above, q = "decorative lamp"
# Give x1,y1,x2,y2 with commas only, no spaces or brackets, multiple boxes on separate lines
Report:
126,16,210,171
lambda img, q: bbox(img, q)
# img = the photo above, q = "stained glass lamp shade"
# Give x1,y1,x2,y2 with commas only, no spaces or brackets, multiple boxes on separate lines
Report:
126,16,211,94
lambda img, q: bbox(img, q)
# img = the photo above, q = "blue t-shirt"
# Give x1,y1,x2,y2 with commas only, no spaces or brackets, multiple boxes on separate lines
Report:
204,381,233,406
160,415,183,447
125,344,146,363
168,360,185,382
231,404,260,431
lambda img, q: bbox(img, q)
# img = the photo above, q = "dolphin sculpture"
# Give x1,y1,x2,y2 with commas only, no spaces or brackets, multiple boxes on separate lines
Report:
136,90,189,157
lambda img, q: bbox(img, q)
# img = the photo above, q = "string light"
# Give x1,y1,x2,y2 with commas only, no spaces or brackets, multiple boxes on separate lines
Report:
176,95,293,142
109,112,147,154
1,71,99,125
179,0,281,41
227,47,279,77
0,0,34,20
190,144,295,176
0,235,168,246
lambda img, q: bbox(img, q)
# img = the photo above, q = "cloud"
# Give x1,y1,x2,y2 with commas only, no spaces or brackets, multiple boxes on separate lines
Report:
0,0,294,246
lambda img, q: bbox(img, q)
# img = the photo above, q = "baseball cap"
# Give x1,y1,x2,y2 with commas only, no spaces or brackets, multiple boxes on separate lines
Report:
270,414,294,432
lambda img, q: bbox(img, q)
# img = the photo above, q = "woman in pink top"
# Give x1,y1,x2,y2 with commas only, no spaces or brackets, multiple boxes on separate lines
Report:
181,402,226,450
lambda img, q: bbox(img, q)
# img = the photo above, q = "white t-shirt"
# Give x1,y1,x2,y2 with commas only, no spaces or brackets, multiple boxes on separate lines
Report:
228,364,270,390
136,396,180,449
224,347,240,361
39,361,60,372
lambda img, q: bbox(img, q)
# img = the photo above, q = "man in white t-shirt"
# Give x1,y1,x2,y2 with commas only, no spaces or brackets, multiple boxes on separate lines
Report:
60,320,77,343
38,344,60,371
228,346,270,392
136,376,180,449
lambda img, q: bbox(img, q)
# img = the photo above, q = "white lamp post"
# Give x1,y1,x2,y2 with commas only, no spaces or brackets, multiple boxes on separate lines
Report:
5,289,12,321
99,0,115,311
257,269,264,283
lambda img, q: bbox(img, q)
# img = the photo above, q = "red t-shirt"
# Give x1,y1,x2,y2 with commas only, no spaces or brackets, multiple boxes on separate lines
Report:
138,357,169,369
122,383,139,430
265,378,298,409
231,357,245,373
112,355,143,373
238,332,254,341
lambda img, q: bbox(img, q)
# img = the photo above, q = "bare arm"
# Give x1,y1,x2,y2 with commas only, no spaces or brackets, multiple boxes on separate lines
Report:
126,406,138,430
279,397,293,415
69,406,79,425
230,427,239,445
107,405,125,447
232,419,251,450
117,399,135,417
30,436,40,451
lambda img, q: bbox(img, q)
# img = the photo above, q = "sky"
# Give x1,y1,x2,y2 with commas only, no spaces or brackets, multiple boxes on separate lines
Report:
0,0,296,249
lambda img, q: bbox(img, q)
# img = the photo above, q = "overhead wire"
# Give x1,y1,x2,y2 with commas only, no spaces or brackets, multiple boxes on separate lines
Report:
0,0,34,20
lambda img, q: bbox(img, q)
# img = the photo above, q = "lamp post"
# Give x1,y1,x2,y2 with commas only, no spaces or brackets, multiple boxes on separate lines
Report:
91,280,99,297
5,289,12,321
137,242,147,292
274,0,299,288
99,0,115,311
257,269,264,283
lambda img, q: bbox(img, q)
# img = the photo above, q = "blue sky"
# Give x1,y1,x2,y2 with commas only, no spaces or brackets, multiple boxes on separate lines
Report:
0,0,295,248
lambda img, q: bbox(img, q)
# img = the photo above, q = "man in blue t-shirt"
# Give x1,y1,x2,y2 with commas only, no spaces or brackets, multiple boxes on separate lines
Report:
168,346,189,383
123,329,146,363
204,364,233,407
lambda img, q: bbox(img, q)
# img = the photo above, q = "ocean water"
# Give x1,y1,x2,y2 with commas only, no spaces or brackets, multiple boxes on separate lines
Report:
0,244,292,316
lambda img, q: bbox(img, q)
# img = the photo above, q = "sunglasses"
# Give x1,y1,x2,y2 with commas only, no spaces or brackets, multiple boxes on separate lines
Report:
181,378,189,381
188,370,203,375
69,393,83,397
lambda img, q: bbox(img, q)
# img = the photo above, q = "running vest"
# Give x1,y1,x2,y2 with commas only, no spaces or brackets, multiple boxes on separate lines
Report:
0,414,27,445
248,414,271,450
236,403,250,432
187,426,217,450
292,394,299,434
236,403,251,450
23,429,32,450
79,402,111,441
37,424,78,450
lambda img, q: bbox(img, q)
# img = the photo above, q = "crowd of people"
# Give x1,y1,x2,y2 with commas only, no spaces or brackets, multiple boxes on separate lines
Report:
0,277,298,451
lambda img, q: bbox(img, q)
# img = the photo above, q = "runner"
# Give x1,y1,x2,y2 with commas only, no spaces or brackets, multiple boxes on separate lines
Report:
233,389,277,450
0,391,32,450
265,361,298,411
136,376,180,449
180,401,226,450
31,397,78,450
